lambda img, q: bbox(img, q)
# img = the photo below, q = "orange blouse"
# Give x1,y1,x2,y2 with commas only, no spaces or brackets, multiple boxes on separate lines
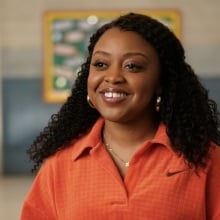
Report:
21,118,220,220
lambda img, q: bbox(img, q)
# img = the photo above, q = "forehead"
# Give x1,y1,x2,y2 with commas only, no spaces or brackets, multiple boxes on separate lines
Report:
93,28,158,57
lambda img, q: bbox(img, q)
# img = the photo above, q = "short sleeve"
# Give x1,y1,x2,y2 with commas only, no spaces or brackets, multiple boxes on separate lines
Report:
20,158,57,220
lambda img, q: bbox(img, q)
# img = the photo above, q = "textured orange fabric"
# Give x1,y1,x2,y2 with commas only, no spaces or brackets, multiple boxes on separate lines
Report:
21,118,220,220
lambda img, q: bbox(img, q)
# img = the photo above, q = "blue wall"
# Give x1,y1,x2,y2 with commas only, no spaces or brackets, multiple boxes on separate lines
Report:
2,77,220,174
3,79,61,173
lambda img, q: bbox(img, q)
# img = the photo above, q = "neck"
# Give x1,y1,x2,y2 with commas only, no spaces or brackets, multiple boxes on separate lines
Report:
102,117,159,178
103,118,159,150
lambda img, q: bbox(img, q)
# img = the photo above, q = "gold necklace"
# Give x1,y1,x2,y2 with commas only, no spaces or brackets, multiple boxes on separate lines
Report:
104,142,130,167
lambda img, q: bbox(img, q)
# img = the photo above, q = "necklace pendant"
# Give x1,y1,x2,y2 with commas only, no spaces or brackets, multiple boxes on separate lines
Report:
125,162,129,167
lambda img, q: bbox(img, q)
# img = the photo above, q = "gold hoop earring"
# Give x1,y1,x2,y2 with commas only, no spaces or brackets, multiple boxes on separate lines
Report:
87,95,95,108
156,96,161,112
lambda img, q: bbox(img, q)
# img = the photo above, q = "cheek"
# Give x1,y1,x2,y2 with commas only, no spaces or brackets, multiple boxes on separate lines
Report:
87,75,94,95
87,71,100,94
133,77,160,98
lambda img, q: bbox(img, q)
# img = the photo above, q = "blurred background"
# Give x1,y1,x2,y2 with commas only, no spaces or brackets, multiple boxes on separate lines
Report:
0,0,220,219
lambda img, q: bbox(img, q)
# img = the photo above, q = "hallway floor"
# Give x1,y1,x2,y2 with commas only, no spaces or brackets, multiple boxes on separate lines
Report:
0,175,34,220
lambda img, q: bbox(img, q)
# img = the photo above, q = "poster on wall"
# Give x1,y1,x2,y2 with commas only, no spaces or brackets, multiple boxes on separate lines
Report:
43,10,181,103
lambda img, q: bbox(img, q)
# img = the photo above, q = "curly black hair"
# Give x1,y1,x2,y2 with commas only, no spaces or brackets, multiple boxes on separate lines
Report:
28,12,220,172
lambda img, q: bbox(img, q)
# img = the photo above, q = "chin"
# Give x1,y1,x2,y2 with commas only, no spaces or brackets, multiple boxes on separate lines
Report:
101,114,130,123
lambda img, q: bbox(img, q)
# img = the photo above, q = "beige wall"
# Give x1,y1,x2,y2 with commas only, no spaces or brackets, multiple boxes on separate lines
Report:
1,0,220,78
0,1,4,173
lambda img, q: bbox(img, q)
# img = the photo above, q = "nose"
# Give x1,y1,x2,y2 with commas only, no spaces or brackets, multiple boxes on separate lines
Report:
104,65,125,84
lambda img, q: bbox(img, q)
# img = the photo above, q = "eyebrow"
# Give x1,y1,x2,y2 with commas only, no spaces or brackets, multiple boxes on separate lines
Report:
93,50,150,60
93,51,110,57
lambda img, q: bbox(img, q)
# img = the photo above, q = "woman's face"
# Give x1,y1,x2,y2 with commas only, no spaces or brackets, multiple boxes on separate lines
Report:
87,28,161,124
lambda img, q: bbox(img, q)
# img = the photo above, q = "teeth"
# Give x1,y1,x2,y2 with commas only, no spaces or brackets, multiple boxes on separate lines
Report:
104,92,126,98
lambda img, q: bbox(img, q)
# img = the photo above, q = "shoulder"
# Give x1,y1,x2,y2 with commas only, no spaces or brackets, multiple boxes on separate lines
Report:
206,143,220,172
209,143,220,161
43,136,87,170
42,117,104,171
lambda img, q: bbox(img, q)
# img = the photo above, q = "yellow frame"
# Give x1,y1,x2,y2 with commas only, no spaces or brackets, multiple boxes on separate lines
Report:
43,10,181,103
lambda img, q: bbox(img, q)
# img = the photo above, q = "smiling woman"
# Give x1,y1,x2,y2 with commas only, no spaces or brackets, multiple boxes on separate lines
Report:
21,13,220,220
88,28,161,125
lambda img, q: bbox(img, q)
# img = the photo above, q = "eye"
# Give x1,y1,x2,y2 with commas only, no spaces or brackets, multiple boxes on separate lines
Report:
125,63,143,72
92,61,108,70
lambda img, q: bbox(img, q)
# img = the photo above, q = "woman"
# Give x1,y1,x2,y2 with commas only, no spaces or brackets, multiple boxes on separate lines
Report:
21,13,220,219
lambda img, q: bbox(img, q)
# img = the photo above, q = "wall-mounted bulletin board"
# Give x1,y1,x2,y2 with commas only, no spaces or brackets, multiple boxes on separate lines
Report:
43,10,181,103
